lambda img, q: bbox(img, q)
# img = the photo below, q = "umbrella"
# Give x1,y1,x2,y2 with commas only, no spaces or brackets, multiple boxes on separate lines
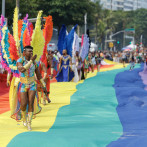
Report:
122,46,132,51
123,48,131,52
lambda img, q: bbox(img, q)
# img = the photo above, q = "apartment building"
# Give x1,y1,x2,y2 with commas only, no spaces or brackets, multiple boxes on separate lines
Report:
92,0,147,11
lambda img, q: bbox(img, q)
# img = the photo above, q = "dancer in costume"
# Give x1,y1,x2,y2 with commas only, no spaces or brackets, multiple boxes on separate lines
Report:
95,52,102,72
17,46,47,130
75,51,82,81
43,50,52,102
72,32,80,82
72,48,79,82
37,52,52,106
56,49,74,82
38,60,51,105
84,53,92,78
57,25,79,82
80,34,89,79
49,51,58,79
40,15,53,101
0,7,53,130
39,49,53,102
53,50,59,76
91,52,96,72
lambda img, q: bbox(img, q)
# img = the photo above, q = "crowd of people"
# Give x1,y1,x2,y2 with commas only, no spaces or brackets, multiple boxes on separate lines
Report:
34,47,147,82
102,49,146,64
1,47,146,82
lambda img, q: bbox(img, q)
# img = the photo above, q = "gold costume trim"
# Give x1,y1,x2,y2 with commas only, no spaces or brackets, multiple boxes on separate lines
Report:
20,77,35,84
62,55,70,64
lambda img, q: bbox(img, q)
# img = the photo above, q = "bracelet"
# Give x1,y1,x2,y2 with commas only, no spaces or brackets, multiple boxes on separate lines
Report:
24,60,33,70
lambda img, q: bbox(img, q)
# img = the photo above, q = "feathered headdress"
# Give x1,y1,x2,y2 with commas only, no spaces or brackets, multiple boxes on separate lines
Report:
31,11,45,62
0,7,53,76
57,24,67,55
63,24,78,57
20,14,29,53
0,8,20,77
80,34,89,61
41,15,53,66
72,32,79,59
13,7,19,52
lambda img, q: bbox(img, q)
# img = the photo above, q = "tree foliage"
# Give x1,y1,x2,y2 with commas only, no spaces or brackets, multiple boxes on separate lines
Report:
93,6,147,48
112,9,147,46
0,0,39,26
1,0,95,30
37,0,95,29
1,0,147,46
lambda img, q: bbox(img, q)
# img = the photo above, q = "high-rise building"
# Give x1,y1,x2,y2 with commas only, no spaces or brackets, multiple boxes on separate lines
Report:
138,0,147,9
92,0,147,11
123,0,133,11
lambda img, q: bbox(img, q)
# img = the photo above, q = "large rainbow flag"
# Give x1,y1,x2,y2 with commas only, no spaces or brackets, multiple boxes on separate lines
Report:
1,61,146,147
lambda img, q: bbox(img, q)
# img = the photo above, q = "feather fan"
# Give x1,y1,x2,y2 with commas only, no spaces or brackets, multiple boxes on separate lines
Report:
31,11,45,62
57,24,67,55
63,24,78,57
41,16,53,64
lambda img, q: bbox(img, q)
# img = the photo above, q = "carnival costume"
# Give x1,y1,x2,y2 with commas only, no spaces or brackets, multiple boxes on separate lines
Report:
56,55,74,82
0,7,53,130
57,24,90,82
38,61,51,105
72,32,80,82
38,16,53,104
57,25,79,82
17,57,38,92
80,34,90,78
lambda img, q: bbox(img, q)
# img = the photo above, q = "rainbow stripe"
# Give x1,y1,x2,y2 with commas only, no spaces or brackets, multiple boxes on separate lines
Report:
0,63,128,147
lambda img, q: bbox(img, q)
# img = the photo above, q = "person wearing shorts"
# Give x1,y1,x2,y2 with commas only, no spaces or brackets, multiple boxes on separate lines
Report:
122,52,126,67
130,55,135,71
17,46,47,130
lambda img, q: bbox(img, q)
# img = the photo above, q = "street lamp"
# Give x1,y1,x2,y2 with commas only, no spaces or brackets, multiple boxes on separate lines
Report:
111,0,113,10
2,0,19,18
2,0,5,17
16,0,19,8
84,13,87,35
